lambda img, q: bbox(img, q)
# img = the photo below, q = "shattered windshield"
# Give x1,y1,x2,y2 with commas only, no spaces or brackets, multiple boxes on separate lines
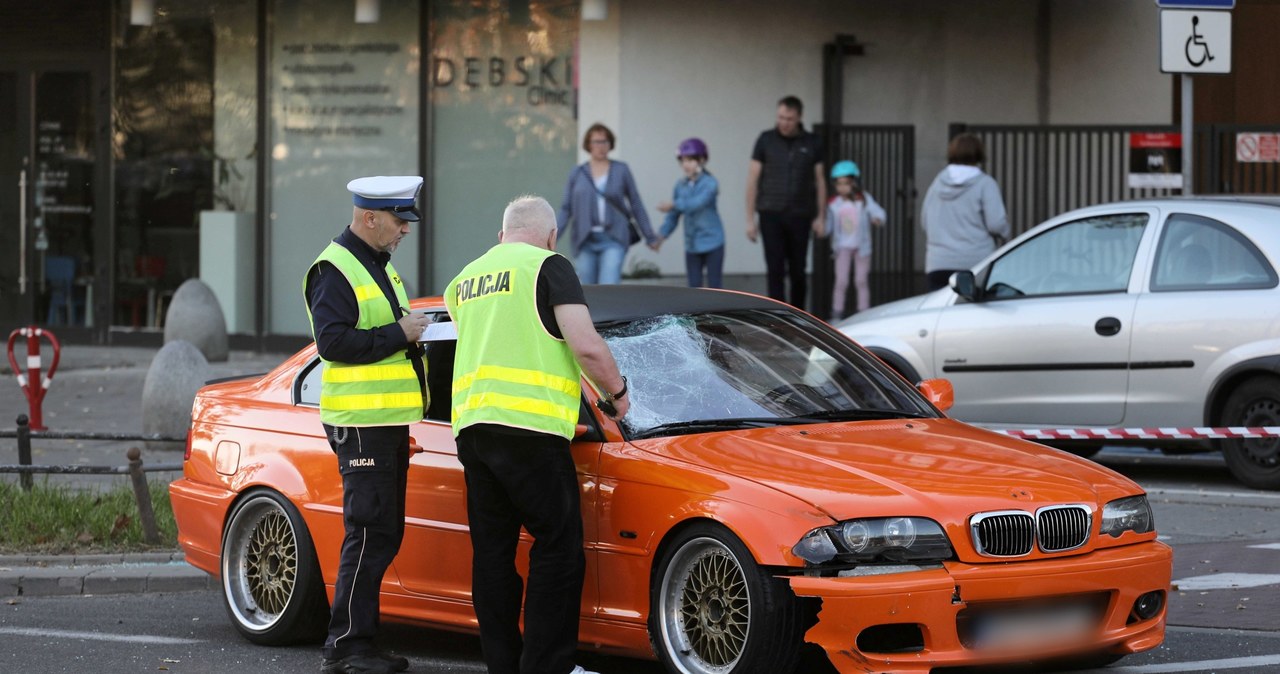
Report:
600,309,936,437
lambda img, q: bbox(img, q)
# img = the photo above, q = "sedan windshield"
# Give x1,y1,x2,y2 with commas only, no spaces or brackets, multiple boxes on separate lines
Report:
600,309,937,438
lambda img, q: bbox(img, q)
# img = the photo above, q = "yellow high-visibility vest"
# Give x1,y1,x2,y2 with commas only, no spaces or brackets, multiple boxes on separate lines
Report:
446,243,580,439
304,242,424,427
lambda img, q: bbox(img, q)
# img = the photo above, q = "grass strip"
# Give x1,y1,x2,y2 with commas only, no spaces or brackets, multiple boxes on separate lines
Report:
0,480,177,553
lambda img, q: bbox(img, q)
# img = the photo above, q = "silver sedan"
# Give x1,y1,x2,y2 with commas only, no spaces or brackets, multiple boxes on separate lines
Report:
839,197,1280,489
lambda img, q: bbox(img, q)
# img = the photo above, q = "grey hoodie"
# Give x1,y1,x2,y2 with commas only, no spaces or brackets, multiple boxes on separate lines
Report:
921,165,1010,273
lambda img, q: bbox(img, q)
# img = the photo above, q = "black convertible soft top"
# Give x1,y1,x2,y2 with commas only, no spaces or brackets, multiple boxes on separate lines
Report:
582,285,788,324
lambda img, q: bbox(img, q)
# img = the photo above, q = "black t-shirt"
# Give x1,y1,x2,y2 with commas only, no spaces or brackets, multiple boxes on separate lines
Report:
537,253,587,338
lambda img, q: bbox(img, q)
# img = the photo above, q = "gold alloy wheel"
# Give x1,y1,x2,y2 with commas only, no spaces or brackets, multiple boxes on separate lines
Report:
245,508,298,615
658,536,751,673
223,495,300,631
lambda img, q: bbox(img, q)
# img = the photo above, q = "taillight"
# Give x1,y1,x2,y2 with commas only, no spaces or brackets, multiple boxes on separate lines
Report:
184,429,193,461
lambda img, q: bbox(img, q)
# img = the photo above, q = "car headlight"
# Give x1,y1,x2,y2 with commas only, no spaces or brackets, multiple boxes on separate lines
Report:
792,517,952,564
1100,495,1154,538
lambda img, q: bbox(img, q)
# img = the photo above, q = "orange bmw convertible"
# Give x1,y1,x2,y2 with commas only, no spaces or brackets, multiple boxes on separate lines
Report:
170,285,1171,674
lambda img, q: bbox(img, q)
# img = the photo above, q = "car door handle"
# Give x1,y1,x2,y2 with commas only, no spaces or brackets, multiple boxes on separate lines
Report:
1095,317,1122,337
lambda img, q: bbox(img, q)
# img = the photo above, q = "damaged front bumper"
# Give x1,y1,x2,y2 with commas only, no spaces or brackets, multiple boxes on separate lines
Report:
789,541,1172,674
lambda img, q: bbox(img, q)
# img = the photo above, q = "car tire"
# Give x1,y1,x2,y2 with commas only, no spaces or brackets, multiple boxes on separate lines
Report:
869,348,920,385
648,521,804,674
221,490,328,645
1219,375,1280,490
1045,441,1102,459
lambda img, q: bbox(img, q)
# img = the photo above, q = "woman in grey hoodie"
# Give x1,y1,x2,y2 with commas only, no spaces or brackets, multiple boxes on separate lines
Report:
921,133,1010,291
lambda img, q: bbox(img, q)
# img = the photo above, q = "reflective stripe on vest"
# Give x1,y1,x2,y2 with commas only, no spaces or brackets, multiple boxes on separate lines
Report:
446,243,581,438
304,241,424,427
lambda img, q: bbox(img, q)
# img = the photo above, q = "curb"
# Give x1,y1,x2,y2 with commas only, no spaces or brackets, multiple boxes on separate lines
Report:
0,551,213,598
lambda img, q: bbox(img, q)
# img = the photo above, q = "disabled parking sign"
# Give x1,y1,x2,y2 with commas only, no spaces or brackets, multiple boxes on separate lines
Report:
1160,9,1232,74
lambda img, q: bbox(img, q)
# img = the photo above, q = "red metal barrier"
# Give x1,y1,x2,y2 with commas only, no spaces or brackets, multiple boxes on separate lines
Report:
7,326,60,431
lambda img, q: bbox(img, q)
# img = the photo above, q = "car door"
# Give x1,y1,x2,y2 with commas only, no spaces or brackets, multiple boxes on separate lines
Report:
934,212,1152,426
377,322,476,605
397,325,606,623
1127,211,1280,427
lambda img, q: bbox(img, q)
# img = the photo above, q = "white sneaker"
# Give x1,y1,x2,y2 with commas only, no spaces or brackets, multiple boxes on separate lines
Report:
570,667,600,674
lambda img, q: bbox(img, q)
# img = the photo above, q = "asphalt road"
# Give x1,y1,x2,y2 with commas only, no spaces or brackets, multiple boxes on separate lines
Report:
2,447,1279,674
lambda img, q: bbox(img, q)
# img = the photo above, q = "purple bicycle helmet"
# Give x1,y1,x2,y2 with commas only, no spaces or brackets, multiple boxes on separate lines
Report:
677,137,708,160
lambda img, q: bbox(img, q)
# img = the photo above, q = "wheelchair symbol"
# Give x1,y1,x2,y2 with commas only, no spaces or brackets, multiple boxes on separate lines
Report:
1185,16,1215,67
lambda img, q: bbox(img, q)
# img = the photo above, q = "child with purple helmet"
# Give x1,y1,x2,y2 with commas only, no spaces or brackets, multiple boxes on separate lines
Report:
656,137,726,288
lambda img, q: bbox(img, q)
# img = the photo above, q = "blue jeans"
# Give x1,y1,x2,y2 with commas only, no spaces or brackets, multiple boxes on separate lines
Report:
685,246,725,288
575,231,627,284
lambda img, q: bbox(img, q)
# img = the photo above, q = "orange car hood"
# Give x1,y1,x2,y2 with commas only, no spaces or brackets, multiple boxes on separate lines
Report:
639,418,1134,522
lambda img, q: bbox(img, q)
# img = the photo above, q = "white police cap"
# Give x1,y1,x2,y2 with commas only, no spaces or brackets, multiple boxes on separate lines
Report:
347,175,423,222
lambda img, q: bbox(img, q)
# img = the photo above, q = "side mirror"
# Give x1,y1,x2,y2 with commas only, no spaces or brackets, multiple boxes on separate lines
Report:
917,378,954,412
950,271,978,301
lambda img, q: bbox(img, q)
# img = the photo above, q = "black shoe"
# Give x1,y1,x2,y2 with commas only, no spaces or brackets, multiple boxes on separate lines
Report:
320,653,397,674
369,651,409,672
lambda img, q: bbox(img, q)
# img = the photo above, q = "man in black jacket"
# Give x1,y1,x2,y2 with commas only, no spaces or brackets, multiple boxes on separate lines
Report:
745,95,826,310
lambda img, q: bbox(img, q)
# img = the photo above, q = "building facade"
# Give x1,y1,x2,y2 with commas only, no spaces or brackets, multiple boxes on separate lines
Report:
1,0,1272,345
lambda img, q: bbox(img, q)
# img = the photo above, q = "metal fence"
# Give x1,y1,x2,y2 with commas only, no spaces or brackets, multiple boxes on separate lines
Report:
799,122,1279,313
951,123,1280,239
1202,124,1280,195
815,124,921,310
2,414,183,543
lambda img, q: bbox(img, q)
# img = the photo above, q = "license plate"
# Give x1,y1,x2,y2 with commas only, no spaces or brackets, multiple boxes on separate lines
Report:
971,602,1096,651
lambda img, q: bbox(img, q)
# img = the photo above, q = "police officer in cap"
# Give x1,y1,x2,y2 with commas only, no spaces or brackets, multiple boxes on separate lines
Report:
304,175,429,674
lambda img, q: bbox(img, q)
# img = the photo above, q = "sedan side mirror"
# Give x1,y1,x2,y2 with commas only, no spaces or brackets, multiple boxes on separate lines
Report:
917,378,954,413
950,271,978,302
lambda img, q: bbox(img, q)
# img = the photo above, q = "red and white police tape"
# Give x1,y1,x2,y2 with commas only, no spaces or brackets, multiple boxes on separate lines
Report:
994,427,1280,441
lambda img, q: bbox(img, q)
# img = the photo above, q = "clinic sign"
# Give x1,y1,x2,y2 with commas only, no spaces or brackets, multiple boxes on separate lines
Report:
1158,1,1232,74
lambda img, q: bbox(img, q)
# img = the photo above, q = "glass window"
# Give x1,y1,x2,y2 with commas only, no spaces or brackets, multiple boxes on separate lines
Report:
601,310,935,437
113,0,258,331
268,0,420,335
32,72,96,328
296,357,323,406
1151,213,1279,292
983,214,1147,299
429,1,579,292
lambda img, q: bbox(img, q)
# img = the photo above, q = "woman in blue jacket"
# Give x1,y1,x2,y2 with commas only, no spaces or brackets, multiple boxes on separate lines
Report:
557,123,658,284
656,138,725,288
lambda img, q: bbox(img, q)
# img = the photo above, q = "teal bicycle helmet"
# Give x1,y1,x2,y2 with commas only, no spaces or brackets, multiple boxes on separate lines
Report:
831,160,860,179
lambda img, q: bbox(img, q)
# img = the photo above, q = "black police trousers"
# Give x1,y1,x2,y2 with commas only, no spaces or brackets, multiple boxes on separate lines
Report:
321,423,410,660
456,424,586,674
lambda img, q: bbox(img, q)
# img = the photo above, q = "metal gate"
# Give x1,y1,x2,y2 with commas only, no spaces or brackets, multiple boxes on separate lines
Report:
814,124,918,313
1203,124,1280,194
816,34,920,315
951,123,1280,240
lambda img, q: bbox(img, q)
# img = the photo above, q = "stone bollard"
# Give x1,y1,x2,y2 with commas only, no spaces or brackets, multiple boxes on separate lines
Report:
163,278,229,362
142,339,211,451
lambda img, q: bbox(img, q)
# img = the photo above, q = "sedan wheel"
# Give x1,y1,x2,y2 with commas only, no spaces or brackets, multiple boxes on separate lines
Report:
650,523,803,674
1220,376,1280,490
222,491,328,645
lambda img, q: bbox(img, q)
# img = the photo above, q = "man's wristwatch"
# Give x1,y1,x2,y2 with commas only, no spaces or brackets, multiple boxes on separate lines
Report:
605,376,628,401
